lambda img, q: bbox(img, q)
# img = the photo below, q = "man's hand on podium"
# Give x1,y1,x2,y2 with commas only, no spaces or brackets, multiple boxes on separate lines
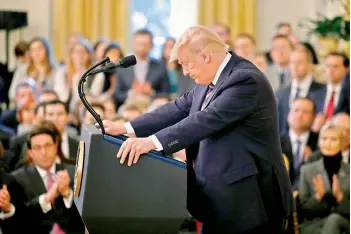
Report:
117,138,157,166
99,120,127,135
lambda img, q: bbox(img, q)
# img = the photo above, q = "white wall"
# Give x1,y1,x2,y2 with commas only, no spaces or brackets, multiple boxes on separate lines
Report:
0,0,52,69
169,0,198,38
256,0,346,51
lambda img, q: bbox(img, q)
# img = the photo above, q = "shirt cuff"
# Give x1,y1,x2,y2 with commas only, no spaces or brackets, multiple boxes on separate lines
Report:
63,189,73,209
0,204,16,220
39,194,52,213
149,135,163,151
125,122,135,134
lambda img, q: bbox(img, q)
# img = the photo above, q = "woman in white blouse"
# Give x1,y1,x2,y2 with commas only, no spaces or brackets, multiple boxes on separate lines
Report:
9,37,57,102
53,38,105,111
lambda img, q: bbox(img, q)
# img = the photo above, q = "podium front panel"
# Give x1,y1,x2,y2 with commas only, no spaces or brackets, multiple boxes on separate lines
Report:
74,125,188,234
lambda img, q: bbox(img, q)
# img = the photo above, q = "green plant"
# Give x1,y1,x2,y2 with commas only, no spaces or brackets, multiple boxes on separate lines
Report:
299,15,350,40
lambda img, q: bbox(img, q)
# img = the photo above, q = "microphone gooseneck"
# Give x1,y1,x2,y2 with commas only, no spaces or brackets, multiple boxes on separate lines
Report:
78,57,111,135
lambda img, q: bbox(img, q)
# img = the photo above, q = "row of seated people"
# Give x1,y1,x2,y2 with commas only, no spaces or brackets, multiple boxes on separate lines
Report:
282,97,349,234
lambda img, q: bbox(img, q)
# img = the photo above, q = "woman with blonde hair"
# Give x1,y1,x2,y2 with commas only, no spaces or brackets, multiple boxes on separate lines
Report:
299,124,349,234
53,37,105,111
9,37,57,102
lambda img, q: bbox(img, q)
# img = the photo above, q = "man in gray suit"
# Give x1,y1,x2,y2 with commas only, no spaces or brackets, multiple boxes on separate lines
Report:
265,35,293,93
114,29,170,105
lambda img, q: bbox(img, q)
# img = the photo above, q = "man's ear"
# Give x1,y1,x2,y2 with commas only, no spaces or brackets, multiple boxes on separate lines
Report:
202,53,210,64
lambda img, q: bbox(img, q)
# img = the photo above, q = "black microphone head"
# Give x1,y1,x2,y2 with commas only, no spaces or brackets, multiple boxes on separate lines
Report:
119,55,137,68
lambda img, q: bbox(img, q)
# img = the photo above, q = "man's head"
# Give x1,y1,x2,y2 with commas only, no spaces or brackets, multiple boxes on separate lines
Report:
253,52,268,73
83,103,105,124
289,49,314,81
331,113,350,151
121,103,143,121
325,52,349,85
38,89,59,103
212,21,231,45
288,98,315,133
44,100,69,133
33,102,47,124
233,33,256,61
270,35,293,67
170,25,228,85
276,22,292,36
14,41,29,64
132,29,153,60
15,82,35,107
27,125,58,170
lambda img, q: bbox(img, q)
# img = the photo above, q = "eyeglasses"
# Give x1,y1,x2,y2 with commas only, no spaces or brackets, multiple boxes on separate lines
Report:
31,143,55,152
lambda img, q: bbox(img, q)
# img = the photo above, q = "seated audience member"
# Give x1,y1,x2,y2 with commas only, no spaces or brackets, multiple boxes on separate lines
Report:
161,38,195,97
120,103,143,121
11,125,85,233
277,48,324,135
211,21,232,50
93,37,110,62
8,37,57,102
308,113,350,164
0,141,14,172
311,53,350,132
44,100,79,160
12,41,29,72
101,42,124,96
233,33,256,62
38,89,59,103
147,96,170,112
111,115,127,124
253,52,269,74
103,98,117,120
266,35,293,93
0,82,35,132
53,37,105,110
295,42,319,65
114,29,170,105
0,143,28,233
82,102,105,125
9,102,47,170
124,93,151,113
280,98,318,189
16,97,36,135
299,124,349,234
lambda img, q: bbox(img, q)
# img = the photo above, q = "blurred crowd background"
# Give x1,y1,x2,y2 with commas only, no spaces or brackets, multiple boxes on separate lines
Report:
0,0,350,233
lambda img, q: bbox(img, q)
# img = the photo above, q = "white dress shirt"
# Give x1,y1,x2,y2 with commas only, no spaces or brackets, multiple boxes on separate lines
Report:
289,75,313,105
61,131,69,159
125,53,233,151
36,164,73,213
323,83,342,113
289,130,310,163
134,57,150,84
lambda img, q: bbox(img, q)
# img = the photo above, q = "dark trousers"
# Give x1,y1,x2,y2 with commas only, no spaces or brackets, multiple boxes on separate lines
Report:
201,217,286,234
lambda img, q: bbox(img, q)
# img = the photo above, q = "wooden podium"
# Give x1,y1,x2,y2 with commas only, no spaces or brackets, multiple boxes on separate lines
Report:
74,124,188,234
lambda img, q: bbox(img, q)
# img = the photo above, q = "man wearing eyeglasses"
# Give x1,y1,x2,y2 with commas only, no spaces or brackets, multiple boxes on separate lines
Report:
10,124,84,234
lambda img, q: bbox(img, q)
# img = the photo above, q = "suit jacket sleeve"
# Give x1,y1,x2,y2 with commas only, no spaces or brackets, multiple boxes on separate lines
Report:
299,166,332,219
154,75,258,155
130,88,194,137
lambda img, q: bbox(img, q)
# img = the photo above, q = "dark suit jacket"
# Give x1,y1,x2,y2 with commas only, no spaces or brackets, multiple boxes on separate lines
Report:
335,72,350,114
0,172,28,234
114,59,170,105
11,164,85,234
129,53,294,233
280,131,319,187
310,81,349,115
0,109,19,133
277,81,324,135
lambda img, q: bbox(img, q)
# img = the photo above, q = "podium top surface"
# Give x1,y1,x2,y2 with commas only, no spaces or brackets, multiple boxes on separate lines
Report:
103,134,187,169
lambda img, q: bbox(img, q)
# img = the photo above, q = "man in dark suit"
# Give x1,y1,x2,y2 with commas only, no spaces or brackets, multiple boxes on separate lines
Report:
0,82,35,132
277,48,324,135
114,29,170,105
310,52,350,132
11,125,85,234
101,26,294,234
280,98,319,189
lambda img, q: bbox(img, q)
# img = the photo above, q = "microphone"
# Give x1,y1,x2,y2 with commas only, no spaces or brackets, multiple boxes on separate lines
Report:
89,55,137,75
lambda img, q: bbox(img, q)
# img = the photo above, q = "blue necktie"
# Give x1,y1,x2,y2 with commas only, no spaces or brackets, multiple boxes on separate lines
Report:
294,87,301,100
294,139,301,172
